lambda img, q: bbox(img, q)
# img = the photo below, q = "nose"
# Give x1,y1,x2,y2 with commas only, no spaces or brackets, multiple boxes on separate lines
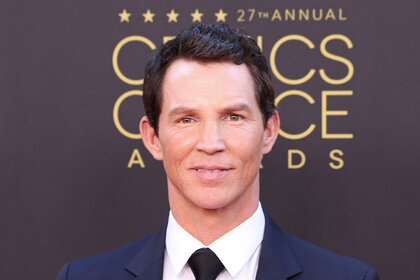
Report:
196,120,225,154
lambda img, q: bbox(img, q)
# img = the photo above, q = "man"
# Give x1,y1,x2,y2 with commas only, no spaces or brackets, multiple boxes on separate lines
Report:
57,24,379,280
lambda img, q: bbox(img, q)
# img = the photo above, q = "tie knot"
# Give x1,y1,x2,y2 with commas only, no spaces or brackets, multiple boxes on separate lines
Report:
188,248,225,280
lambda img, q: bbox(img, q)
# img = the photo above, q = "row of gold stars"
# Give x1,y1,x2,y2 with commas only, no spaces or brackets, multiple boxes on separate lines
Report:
118,9,228,23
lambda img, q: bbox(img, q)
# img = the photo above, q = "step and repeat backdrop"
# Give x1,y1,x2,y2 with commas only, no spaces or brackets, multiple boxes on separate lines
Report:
1,0,418,279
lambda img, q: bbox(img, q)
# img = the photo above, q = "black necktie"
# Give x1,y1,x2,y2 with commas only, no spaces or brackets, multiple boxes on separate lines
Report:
188,248,225,280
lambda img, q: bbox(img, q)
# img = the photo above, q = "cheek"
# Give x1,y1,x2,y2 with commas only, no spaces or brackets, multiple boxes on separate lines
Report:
226,124,264,148
225,128,264,163
160,129,198,163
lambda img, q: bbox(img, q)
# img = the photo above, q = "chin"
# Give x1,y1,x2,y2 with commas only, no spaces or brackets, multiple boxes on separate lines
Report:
190,193,236,211
195,202,226,211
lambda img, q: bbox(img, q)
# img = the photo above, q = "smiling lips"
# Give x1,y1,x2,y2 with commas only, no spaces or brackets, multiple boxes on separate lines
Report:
192,166,231,180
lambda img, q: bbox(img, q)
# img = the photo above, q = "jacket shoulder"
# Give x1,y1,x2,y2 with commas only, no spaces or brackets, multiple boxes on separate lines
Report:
285,234,379,280
58,234,153,280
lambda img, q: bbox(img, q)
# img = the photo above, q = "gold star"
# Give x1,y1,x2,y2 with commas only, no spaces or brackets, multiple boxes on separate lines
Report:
118,9,131,23
191,9,203,23
166,9,179,23
214,9,228,22
142,9,155,23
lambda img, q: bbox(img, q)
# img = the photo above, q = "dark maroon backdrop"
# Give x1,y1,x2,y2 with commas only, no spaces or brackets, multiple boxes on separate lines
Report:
1,0,419,279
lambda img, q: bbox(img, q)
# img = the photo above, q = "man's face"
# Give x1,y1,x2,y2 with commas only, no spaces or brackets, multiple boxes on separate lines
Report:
141,59,279,213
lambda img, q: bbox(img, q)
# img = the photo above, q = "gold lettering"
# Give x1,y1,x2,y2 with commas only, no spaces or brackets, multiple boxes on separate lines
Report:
112,36,156,86
248,9,256,21
113,90,143,139
339,9,347,21
163,36,176,43
329,149,344,169
321,90,354,139
270,35,315,85
237,9,245,22
299,9,309,21
319,34,354,85
271,9,282,21
275,90,316,139
312,9,323,21
288,149,306,169
128,149,145,168
325,9,336,21
285,9,295,21
257,35,263,51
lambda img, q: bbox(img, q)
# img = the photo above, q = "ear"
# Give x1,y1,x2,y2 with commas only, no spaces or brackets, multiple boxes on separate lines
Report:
262,111,280,155
139,116,163,161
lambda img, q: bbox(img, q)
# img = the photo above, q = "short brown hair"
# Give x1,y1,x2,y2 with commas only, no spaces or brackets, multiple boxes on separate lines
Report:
143,24,275,134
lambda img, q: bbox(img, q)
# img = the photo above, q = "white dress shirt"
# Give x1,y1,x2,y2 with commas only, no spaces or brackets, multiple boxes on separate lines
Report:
163,202,265,280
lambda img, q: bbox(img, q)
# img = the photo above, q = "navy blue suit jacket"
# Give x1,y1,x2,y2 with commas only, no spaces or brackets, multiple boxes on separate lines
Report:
57,212,379,280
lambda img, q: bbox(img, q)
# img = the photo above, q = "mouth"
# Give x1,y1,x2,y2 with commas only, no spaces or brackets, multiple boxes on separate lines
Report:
195,168,227,173
191,166,232,180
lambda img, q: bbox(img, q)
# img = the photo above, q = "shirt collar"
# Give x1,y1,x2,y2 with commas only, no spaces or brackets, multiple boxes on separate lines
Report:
165,211,204,275
165,202,265,277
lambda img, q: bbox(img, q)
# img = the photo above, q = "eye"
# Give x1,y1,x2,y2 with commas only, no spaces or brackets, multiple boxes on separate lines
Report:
179,117,193,124
228,114,241,121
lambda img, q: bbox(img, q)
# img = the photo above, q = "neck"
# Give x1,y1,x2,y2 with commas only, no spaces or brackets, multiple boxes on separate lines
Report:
168,183,259,245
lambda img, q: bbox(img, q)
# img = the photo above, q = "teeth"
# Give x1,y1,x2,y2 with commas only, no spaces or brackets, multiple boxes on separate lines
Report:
197,169,222,173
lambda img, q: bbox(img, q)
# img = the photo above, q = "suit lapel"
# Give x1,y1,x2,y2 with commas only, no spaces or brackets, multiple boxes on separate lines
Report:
256,212,302,280
123,212,302,280
125,222,167,280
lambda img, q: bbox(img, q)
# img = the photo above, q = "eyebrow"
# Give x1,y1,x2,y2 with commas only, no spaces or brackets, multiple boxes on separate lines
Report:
168,106,199,118
221,103,252,113
168,103,252,118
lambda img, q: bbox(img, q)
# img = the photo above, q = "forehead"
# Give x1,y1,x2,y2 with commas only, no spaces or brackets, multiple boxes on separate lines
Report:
161,59,256,107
